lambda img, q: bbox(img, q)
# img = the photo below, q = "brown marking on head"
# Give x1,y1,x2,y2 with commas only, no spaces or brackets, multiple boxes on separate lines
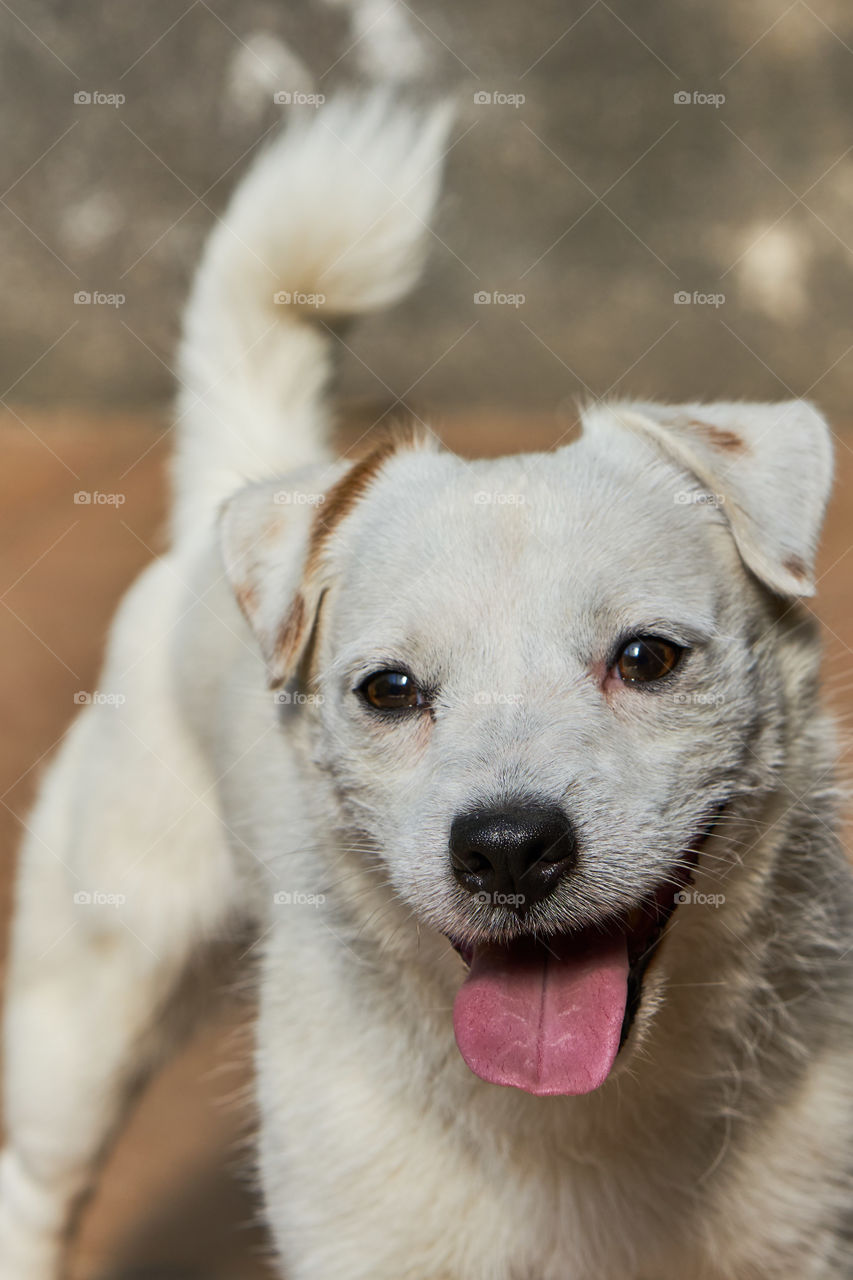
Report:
689,420,747,453
783,554,808,581
306,421,429,575
272,592,308,685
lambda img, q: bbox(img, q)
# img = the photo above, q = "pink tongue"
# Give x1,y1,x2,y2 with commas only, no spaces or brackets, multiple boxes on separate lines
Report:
452,931,629,1096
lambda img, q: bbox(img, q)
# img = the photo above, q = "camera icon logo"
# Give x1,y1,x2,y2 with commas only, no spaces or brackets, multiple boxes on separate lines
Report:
673,91,691,105
273,91,292,105
473,91,492,105
674,889,691,905
73,891,92,904
274,291,292,304
473,291,491,304
73,691,92,704
74,291,92,305
673,290,691,305
74,91,92,105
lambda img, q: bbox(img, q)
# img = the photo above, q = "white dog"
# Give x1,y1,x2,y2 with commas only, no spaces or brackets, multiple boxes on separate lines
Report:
1,95,852,1280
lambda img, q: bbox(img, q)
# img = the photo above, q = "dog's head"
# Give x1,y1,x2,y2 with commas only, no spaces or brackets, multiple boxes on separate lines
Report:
221,401,832,1096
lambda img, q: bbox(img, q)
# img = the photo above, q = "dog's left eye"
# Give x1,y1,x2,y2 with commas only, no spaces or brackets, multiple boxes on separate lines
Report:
615,636,684,684
358,670,429,712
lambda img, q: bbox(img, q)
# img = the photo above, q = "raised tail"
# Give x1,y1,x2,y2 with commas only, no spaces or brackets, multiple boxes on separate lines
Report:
171,93,453,540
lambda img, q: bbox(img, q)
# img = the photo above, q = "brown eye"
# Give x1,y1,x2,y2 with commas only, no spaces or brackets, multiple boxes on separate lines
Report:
616,636,683,684
359,670,428,712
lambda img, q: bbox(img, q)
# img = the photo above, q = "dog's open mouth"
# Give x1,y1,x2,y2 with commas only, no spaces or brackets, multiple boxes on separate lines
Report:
449,811,722,1097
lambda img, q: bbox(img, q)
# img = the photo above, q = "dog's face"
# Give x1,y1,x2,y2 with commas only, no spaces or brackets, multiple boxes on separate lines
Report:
223,401,832,1096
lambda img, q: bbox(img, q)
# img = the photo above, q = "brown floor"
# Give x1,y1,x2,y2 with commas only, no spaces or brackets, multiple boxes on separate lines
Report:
1,406,852,1278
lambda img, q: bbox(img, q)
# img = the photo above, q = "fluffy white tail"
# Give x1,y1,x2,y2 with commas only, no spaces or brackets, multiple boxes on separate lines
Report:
172,94,452,540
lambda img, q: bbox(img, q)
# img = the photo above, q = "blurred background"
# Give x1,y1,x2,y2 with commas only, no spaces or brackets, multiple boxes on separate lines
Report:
2,1,853,1276
5,0,853,412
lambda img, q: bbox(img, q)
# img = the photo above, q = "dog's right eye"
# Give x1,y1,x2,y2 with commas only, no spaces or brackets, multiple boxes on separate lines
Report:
358,670,429,712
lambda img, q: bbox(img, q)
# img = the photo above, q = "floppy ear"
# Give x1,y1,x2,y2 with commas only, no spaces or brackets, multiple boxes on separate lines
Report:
219,465,345,687
219,425,435,686
582,400,834,598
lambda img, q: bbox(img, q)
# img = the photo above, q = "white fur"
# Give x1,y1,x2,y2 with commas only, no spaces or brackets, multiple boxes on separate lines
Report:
2,97,852,1280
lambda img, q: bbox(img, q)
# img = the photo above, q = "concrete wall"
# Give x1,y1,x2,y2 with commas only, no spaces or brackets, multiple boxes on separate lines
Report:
3,0,853,417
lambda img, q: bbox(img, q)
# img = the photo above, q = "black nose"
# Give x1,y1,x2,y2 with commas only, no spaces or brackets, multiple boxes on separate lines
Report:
449,805,576,908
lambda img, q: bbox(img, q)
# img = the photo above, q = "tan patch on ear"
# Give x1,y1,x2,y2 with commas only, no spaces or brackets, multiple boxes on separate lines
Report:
234,580,259,622
261,515,286,547
272,592,307,684
689,420,747,453
302,588,330,689
306,421,430,574
262,421,433,687
709,428,745,452
783,554,808,581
